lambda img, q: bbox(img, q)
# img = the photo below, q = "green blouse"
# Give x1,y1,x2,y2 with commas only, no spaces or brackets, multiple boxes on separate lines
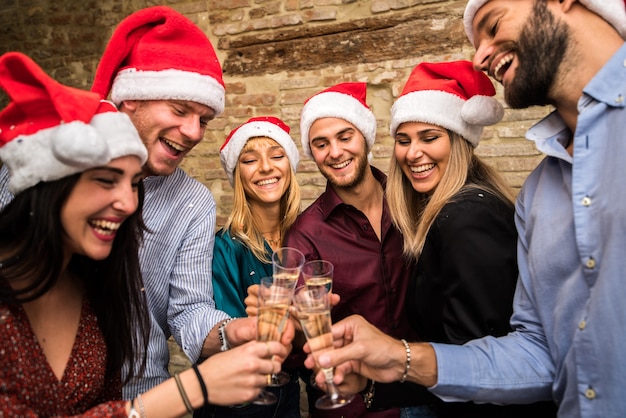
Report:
211,229,273,317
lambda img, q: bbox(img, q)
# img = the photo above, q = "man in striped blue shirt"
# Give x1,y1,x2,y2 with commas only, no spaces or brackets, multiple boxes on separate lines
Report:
87,6,260,398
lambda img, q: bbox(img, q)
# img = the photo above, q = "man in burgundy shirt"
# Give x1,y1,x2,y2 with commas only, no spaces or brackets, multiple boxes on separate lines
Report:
287,82,416,418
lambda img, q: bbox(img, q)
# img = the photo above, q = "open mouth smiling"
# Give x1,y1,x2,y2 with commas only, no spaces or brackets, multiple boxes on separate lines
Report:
161,137,187,155
330,159,351,169
89,219,121,236
492,53,514,83
256,178,279,186
410,163,435,175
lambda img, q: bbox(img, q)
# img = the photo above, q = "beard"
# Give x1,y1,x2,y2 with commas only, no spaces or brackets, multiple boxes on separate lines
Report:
505,0,570,108
319,151,370,190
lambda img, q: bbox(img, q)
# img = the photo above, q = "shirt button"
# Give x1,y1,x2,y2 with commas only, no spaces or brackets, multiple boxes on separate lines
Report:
616,95,624,104
585,388,596,400
579,320,586,330
586,258,596,269
581,196,592,206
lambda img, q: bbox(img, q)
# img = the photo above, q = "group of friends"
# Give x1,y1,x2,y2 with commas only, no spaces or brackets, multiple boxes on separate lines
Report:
0,0,624,417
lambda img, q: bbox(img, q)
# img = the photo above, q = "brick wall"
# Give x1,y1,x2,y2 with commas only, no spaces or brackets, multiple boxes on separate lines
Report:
0,0,549,226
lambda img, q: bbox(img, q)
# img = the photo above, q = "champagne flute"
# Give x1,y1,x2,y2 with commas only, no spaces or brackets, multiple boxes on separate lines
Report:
252,276,295,405
272,247,305,286
302,260,333,293
292,285,354,410
268,247,305,386
302,260,334,389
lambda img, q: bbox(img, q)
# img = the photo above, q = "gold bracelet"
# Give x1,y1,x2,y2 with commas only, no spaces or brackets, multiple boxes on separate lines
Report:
399,339,411,383
174,372,194,414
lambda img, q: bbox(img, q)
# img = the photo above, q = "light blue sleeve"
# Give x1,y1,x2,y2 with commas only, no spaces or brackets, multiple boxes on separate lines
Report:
165,182,229,362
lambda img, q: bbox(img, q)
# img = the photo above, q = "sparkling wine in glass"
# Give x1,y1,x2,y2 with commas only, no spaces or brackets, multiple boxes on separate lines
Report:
252,277,295,406
272,246,305,286
302,260,333,293
267,247,305,386
293,285,354,410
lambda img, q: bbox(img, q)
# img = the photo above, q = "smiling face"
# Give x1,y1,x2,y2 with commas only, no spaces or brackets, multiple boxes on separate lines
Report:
471,0,569,108
238,137,292,208
60,155,144,261
394,121,451,195
122,99,215,177
309,117,369,189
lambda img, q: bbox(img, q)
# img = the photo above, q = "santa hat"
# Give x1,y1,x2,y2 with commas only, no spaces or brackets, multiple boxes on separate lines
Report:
299,82,376,159
0,52,147,195
390,60,503,147
220,116,300,186
91,6,225,115
464,0,626,45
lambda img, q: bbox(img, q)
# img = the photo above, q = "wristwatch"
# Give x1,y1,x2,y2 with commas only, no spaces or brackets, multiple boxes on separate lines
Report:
218,318,236,352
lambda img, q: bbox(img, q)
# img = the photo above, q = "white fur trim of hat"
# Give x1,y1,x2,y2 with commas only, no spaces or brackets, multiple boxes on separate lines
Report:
464,0,626,45
220,118,299,186
299,84,377,159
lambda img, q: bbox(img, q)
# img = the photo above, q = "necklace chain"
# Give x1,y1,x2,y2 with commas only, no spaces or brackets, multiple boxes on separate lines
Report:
263,231,281,246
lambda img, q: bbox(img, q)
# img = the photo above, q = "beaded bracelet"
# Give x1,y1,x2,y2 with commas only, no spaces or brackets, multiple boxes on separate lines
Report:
174,372,194,414
361,379,376,409
136,394,147,418
399,339,411,383
191,364,209,407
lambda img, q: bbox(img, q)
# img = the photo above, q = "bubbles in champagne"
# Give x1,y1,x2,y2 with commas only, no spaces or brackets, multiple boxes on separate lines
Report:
257,304,289,342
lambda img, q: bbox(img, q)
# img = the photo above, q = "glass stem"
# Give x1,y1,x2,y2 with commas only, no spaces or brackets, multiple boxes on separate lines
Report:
322,367,340,400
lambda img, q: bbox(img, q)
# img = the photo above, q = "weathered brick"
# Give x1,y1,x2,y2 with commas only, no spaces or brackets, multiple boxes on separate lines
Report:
209,0,250,10
230,93,277,106
279,76,322,90
303,9,337,22
3,0,539,231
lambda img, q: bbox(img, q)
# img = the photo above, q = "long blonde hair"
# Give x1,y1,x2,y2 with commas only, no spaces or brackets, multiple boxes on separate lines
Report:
222,137,301,263
387,131,515,259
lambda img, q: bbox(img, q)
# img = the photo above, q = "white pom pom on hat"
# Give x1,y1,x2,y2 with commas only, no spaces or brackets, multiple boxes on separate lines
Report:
390,60,503,147
299,82,377,159
91,6,225,116
220,116,300,186
0,52,147,195
464,0,626,45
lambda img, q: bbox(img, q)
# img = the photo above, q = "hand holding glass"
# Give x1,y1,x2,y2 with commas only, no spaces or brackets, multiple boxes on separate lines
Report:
293,285,354,409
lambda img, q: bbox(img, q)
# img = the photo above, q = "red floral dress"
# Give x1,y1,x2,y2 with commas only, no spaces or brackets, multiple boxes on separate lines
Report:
0,298,128,417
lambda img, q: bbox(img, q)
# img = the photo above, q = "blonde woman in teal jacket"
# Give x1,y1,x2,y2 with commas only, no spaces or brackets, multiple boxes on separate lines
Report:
195,116,302,418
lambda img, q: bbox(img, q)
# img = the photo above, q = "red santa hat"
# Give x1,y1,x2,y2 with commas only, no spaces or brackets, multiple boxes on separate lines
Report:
220,116,299,186
390,60,503,147
464,0,626,45
299,82,377,159
91,6,225,115
0,52,147,194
